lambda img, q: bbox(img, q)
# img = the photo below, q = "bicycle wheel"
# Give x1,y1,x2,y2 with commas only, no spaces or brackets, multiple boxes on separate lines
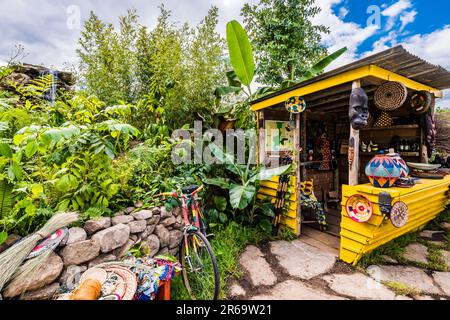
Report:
179,229,220,300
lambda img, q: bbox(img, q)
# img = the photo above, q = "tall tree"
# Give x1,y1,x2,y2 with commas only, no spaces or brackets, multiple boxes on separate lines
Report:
241,0,329,86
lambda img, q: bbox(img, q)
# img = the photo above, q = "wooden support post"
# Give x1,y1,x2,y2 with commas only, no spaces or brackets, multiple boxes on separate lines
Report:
295,112,302,236
349,80,361,186
258,111,265,165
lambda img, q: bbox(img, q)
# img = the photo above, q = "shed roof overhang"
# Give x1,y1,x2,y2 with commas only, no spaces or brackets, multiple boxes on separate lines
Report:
250,64,442,111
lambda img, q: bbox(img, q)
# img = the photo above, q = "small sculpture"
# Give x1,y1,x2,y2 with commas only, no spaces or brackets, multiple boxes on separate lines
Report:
349,87,369,130
361,141,368,152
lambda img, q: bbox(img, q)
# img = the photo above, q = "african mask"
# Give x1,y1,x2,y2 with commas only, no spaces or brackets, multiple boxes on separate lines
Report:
349,87,369,130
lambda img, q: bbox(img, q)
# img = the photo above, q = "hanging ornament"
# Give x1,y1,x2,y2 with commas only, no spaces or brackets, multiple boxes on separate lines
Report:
345,194,373,223
285,96,306,130
390,201,409,228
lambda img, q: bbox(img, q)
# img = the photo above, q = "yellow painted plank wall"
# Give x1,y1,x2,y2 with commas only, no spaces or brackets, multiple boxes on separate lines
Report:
340,176,450,265
257,176,299,234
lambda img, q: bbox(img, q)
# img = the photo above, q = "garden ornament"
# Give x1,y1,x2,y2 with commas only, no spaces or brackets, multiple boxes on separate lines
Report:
349,87,369,130
378,192,392,216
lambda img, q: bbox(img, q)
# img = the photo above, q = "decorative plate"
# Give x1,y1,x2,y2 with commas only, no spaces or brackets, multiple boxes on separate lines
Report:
345,194,373,223
99,294,121,300
80,267,108,285
105,267,137,300
285,96,306,114
390,201,409,228
27,228,69,260
406,162,441,171
102,271,126,298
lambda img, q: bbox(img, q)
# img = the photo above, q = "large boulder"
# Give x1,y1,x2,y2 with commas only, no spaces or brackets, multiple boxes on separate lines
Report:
60,227,87,246
144,235,160,257
128,220,147,234
169,230,183,249
84,217,111,235
3,252,63,298
161,216,176,227
59,239,100,266
160,206,172,218
111,215,134,225
21,283,60,300
88,254,117,268
91,224,130,253
113,239,135,258
139,225,156,239
147,214,161,226
132,210,153,220
155,225,170,247
59,265,87,289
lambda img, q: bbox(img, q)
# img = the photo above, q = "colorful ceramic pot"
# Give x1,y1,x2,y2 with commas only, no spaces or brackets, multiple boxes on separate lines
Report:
389,153,409,177
365,154,401,188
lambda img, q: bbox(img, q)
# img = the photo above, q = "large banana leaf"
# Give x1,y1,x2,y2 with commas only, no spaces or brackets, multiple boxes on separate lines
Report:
226,20,255,87
250,164,291,183
298,47,347,82
229,183,256,210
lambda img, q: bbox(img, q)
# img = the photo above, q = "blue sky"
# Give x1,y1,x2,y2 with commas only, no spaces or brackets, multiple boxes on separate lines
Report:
0,0,449,106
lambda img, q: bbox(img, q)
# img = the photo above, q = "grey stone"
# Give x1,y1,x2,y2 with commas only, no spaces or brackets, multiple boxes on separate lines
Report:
157,247,169,256
59,239,100,266
88,254,117,268
111,215,134,225
113,239,135,258
172,206,182,217
169,230,183,249
84,217,111,235
151,207,161,215
229,283,246,298
92,224,130,253
60,227,87,246
155,225,170,247
132,210,153,220
403,243,429,264
419,230,446,240
366,265,443,295
139,225,156,239
147,214,161,226
22,283,60,300
134,201,144,208
440,250,450,267
0,234,21,253
432,272,450,296
240,245,277,286
128,220,147,233
160,206,172,218
125,207,135,214
440,222,450,230
161,216,176,227
169,247,179,256
3,252,63,298
323,273,396,299
145,235,160,257
129,234,141,243
381,255,398,264
59,265,87,288
251,280,347,300
113,211,125,217
270,240,336,280
174,215,184,228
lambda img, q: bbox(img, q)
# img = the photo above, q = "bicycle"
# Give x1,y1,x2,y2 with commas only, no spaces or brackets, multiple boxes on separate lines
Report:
154,184,220,300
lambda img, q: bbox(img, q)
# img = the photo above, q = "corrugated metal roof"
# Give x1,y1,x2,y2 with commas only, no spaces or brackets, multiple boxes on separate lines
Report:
251,46,450,105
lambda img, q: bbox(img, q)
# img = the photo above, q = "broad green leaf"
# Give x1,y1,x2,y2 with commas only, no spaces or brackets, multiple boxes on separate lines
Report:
213,196,227,211
208,208,219,222
208,143,235,164
229,184,256,210
219,212,228,223
254,164,291,182
0,143,12,157
31,184,44,199
226,20,255,87
8,163,22,181
298,47,347,82
259,219,273,234
204,178,231,189
25,140,39,158
214,86,242,99
226,70,242,87
0,231,7,245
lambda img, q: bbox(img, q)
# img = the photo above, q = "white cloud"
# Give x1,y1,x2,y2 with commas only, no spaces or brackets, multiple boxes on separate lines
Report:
399,10,417,31
338,7,349,19
381,0,413,31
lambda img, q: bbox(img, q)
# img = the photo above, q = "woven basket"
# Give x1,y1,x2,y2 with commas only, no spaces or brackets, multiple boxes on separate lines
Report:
374,81,408,111
373,111,393,127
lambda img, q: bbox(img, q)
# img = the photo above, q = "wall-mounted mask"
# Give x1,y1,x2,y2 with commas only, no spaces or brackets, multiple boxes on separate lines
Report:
349,87,369,130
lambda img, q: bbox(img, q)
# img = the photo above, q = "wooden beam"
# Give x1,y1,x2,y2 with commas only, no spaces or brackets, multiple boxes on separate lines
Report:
349,80,361,186
295,112,302,236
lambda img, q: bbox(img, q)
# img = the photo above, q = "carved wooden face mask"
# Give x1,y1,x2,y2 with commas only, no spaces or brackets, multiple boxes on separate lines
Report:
349,87,369,130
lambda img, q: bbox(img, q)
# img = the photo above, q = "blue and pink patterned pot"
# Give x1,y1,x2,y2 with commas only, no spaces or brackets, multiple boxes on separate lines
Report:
365,155,401,188
389,153,409,178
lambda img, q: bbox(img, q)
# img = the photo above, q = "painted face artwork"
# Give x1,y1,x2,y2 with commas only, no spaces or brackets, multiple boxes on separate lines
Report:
349,87,369,130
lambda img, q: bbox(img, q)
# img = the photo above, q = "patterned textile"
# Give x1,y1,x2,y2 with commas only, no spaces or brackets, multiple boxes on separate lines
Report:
123,254,181,300
300,180,327,227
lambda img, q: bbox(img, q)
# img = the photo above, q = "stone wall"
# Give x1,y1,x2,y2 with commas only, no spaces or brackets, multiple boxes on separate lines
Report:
0,205,184,300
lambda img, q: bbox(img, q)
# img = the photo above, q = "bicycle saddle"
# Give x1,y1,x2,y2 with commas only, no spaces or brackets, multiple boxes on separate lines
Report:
182,185,199,195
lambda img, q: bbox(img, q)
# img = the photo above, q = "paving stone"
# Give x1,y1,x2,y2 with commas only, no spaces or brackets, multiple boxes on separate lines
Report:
381,255,398,264
419,230,446,241
439,250,450,267
251,280,347,300
240,245,277,286
270,240,336,280
366,265,443,295
323,273,396,300
432,272,450,296
440,222,450,230
403,243,428,264
228,283,246,298
414,295,434,300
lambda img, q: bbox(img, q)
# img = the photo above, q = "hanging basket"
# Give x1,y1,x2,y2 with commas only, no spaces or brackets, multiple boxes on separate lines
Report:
345,194,373,223
374,81,408,111
285,96,306,114
373,111,394,127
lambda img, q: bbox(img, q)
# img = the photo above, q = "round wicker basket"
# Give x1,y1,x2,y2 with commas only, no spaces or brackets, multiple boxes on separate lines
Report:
374,81,408,111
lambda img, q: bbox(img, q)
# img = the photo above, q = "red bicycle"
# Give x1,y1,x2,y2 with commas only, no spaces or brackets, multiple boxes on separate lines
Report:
155,184,220,300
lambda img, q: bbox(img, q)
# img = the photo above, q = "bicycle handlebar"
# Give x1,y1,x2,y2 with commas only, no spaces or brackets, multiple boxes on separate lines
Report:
153,185,204,199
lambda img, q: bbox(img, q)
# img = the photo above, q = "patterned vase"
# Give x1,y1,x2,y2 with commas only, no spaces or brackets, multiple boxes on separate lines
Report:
389,153,409,177
365,155,401,188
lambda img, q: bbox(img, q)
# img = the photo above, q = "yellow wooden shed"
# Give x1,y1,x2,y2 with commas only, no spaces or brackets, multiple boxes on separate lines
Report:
250,46,450,265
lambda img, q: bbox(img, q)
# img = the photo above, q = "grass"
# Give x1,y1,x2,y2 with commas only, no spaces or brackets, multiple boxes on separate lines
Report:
382,281,421,297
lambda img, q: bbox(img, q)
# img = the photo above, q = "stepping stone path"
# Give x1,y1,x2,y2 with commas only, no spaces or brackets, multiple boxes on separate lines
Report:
403,243,428,264
235,238,450,300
